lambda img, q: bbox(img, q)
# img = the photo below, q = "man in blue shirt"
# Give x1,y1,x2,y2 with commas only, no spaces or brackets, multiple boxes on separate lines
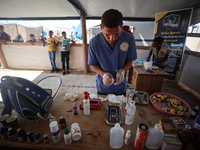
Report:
88,9,137,95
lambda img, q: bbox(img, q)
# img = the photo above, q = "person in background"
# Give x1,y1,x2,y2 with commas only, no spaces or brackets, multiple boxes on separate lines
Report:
122,25,132,34
88,9,137,95
13,33,24,42
146,36,171,69
26,34,36,42
47,30,59,73
39,35,46,42
61,31,73,75
0,25,11,42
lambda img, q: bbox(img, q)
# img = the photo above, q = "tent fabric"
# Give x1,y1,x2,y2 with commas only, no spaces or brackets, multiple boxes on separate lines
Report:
0,0,79,18
0,0,199,20
3,24,43,41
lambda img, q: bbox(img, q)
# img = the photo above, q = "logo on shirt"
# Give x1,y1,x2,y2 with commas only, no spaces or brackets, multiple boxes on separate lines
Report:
120,42,129,51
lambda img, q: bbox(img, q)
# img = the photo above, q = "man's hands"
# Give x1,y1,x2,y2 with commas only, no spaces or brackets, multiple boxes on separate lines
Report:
103,73,114,86
114,69,125,85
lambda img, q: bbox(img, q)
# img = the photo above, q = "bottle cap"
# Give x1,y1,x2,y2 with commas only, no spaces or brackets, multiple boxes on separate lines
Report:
64,128,70,134
115,123,120,128
127,130,131,134
73,102,77,109
155,124,162,131
60,116,63,119
49,121,59,133
8,127,13,131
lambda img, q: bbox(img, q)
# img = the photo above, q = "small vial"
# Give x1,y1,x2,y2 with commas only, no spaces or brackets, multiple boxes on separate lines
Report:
34,132,43,144
59,116,67,129
73,102,78,115
43,134,50,143
125,130,131,145
27,131,34,142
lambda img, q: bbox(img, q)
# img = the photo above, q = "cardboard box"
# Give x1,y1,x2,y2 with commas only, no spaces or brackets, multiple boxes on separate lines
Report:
80,98,101,110
161,134,182,150
159,119,178,133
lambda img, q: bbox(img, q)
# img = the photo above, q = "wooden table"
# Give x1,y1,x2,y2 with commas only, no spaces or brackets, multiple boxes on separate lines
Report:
128,66,169,95
0,94,196,150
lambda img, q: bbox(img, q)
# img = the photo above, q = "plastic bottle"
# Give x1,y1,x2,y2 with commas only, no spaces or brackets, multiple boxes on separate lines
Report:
49,121,61,143
125,130,131,145
73,102,78,115
83,91,90,115
190,106,199,119
64,128,72,145
110,123,124,149
125,101,136,125
49,115,56,123
145,124,164,149
71,123,82,141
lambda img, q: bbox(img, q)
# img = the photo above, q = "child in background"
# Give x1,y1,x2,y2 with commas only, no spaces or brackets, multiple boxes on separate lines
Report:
47,31,59,73
61,31,72,75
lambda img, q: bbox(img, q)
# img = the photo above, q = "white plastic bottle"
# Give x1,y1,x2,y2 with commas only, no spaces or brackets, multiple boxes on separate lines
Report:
145,124,164,149
83,91,90,115
125,130,131,145
49,121,61,143
125,101,136,125
64,128,72,145
110,123,124,149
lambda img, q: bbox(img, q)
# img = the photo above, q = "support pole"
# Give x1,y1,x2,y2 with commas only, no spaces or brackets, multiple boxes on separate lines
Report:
81,13,89,74
0,44,8,68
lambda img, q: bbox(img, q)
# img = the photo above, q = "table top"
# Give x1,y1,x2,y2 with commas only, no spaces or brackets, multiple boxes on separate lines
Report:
133,66,169,76
0,93,196,150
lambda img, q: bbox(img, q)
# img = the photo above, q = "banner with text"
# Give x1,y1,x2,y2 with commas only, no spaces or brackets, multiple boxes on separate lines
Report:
155,8,192,81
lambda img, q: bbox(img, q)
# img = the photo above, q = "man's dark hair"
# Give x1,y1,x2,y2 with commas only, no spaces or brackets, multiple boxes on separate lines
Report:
0,25,4,28
49,30,53,34
62,31,66,34
101,9,123,28
30,34,35,37
153,36,163,45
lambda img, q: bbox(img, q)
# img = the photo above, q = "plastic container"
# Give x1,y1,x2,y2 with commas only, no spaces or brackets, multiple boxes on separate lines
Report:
71,123,82,141
27,131,34,142
194,116,200,130
49,121,61,143
110,123,124,149
145,124,164,149
125,130,131,145
125,101,136,125
34,132,43,144
83,91,90,115
17,128,27,142
0,126,8,140
64,128,72,145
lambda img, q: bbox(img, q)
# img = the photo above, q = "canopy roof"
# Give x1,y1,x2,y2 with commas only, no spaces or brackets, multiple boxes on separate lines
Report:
0,0,199,24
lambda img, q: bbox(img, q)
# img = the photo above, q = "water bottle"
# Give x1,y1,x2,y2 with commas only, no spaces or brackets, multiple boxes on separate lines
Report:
110,123,124,149
145,124,164,149
125,101,136,125
83,91,90,115
49,121,61,143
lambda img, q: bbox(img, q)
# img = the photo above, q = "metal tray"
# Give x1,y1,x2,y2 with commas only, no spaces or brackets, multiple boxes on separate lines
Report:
105,105,123,126
135,91,148,105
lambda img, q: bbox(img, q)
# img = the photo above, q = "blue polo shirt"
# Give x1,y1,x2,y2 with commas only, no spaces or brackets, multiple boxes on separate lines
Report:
88,31,137,94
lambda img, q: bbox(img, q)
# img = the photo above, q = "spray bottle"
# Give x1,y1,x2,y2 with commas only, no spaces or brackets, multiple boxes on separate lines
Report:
83,91,90,115
125,101,136,125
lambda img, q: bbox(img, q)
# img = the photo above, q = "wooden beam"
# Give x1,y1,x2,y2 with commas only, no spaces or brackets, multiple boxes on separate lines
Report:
67,0,86,15
0,44,8,68
81,13,89,74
